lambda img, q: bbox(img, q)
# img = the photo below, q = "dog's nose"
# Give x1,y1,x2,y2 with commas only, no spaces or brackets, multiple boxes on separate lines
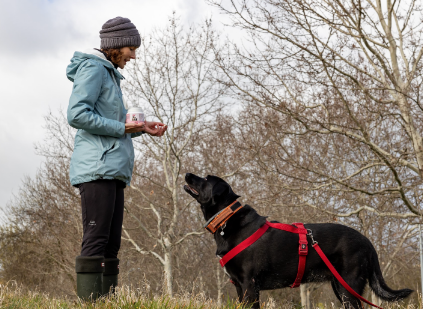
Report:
185,173,192,180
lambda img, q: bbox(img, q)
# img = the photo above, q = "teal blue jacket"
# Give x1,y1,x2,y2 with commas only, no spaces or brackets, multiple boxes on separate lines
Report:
66,49,142,186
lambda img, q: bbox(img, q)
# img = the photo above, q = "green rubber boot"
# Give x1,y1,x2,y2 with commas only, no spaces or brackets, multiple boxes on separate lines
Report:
75,256,105,301
103,258,119,295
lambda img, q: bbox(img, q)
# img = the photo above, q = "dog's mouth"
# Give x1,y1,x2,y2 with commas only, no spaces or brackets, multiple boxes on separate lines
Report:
184,184,199,196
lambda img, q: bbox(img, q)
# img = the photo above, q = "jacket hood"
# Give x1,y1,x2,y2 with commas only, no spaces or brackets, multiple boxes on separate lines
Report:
66,48,123,82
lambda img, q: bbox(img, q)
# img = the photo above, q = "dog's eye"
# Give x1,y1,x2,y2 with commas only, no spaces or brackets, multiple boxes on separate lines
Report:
205,177,207,181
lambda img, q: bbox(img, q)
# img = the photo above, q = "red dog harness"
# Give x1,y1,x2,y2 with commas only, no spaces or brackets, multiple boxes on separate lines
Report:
218,219,384,309
220,221,308,288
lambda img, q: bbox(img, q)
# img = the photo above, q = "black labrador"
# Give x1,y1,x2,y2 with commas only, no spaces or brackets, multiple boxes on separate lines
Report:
184,173,413,309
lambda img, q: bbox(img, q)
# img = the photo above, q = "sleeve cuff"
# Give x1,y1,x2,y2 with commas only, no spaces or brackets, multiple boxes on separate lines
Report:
118,122,126,137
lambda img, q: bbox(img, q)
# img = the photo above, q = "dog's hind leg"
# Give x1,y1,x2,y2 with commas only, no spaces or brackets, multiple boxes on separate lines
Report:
331,279,343,304
331,277,366,309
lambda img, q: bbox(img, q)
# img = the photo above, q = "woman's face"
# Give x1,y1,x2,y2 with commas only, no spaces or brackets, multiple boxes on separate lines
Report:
117,46,137,69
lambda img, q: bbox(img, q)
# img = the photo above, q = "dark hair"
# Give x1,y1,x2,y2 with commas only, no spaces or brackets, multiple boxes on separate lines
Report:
101,46,138,66
101,48,123,65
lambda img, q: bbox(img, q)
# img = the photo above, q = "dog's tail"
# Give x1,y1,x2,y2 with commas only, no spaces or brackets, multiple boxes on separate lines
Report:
368,250,413,302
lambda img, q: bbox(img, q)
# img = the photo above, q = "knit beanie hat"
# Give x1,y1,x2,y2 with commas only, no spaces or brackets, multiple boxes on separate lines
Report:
100,17,141,49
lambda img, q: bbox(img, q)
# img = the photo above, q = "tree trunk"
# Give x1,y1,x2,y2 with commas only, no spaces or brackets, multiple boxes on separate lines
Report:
216,263,223,306
300,284,312,309
300,284,307,308
397,94,423,178
163,243,173,296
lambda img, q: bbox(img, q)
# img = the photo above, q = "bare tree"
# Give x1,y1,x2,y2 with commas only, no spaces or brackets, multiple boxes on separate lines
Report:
209,0,423,219
120,16,227,296
0,111,80,296
203,0,423,255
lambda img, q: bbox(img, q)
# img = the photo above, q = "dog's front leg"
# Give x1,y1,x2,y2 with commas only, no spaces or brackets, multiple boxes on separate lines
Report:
235,284,243,303
239,279,260,309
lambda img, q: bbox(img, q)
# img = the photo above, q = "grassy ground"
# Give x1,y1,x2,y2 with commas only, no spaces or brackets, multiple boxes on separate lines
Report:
0,283,253,309
0,283,419,309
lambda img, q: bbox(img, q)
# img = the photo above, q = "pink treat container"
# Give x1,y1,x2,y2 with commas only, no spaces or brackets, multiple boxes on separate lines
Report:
126,107,145,124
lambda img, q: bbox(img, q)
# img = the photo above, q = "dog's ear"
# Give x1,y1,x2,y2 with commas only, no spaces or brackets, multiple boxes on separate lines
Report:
212,181,240,205
211,182,231,205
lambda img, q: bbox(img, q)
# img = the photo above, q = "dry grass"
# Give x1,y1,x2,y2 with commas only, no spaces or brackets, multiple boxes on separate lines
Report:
0,282,419,309
0,282,246,309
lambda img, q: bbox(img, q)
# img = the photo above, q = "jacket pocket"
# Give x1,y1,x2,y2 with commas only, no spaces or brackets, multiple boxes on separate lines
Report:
99,138,120,162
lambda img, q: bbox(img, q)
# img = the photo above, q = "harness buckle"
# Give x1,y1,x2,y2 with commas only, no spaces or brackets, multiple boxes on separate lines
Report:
299,240,308,255
307,229,318,245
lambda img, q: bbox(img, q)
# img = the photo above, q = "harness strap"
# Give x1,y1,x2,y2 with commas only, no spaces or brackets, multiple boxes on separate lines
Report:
220,220,384,309
266,221,307,234
291,223,308,288
220,223,270,267
313,243,383,309
220,221,308,288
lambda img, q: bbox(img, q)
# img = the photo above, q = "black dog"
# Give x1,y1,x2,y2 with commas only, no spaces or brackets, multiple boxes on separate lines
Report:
184,173,413,309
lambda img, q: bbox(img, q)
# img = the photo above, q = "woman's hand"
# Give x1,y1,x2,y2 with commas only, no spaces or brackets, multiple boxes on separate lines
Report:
124,122,145,134
143,121,168,137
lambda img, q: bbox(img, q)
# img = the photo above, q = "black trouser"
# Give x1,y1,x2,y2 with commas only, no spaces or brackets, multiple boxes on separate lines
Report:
78,179,125,258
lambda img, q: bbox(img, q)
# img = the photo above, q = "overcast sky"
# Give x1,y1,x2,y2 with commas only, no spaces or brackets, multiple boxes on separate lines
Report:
0,0,237,216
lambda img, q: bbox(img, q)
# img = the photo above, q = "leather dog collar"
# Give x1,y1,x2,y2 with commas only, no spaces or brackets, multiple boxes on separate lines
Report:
204,201,243,234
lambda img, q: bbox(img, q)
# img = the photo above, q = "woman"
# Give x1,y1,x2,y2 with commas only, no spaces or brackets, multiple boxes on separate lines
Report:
66,17,167,300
